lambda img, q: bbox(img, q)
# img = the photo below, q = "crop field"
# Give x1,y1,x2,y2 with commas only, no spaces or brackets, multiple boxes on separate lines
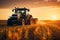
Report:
0,20,60,40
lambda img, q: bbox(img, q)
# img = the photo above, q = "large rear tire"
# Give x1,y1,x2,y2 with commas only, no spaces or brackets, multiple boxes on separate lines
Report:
26,15,33,25
7,19,13,26
29,15,33,25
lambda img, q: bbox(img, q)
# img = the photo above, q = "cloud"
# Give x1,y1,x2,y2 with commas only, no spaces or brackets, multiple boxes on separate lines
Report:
0,0,60,9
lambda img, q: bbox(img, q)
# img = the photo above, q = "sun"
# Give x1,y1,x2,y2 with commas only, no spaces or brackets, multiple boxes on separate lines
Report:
50,14,57,20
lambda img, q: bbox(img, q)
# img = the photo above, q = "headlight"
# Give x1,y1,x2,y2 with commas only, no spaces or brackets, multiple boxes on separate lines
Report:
21,10,24,13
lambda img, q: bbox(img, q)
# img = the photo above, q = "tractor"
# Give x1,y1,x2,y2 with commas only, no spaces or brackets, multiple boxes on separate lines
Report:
7,7,38,25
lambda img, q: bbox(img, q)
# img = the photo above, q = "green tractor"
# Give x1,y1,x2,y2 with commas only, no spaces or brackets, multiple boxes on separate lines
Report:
7,7,38,25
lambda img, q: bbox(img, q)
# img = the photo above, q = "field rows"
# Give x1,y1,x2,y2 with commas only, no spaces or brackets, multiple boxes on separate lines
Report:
0,23,60,40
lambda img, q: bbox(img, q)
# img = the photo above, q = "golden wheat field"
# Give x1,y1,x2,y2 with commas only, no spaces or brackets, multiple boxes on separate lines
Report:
0,20,60,40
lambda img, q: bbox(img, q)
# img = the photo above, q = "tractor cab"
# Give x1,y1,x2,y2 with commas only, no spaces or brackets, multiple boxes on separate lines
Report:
12,7,30,16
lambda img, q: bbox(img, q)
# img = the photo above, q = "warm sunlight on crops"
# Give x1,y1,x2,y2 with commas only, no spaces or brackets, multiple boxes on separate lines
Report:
0,20,60,40
50,14,57,20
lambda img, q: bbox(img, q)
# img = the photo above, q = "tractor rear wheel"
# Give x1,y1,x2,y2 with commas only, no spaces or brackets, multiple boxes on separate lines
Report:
7,19,13,26
29,15,33,25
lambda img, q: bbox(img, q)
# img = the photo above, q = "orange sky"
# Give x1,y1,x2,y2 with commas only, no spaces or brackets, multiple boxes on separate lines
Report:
0,0,60,20
0,6,60,20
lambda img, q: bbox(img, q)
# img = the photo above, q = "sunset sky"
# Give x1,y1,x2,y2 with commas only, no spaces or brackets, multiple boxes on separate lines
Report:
0,0,60,20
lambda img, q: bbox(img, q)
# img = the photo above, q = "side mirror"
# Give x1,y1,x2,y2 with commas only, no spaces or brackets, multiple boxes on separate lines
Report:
12,7,16,12
12,9,14,12
28,9,30,11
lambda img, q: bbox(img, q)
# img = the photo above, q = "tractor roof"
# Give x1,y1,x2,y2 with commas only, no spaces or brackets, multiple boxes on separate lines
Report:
15,7,30,11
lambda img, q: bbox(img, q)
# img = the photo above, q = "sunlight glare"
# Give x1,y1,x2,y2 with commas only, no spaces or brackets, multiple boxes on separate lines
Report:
50,14,57,20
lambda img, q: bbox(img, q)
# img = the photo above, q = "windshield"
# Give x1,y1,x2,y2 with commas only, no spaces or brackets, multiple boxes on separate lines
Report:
16,10,25,14
16,10,29,16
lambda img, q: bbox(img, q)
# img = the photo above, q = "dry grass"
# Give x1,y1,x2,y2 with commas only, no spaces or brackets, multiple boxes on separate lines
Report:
0,20,60,40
